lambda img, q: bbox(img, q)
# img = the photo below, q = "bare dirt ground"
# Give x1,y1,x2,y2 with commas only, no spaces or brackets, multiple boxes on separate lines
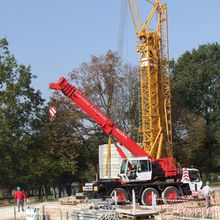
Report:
0,200,92,220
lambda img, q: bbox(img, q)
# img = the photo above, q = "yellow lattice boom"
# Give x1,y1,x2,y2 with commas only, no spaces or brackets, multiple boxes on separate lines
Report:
128,0,173,159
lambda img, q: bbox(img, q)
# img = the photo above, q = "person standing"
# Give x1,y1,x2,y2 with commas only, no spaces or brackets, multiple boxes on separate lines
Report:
201,181,214,208
14,186,26,212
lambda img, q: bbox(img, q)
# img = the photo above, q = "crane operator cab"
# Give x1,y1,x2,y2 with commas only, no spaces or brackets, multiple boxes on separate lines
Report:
119,158,152,182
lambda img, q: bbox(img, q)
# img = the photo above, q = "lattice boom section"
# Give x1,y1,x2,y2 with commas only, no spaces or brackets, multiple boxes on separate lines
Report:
139,33,165,159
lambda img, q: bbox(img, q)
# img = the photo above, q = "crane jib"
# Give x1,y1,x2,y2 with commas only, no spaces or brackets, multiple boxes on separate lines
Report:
49,77,151,159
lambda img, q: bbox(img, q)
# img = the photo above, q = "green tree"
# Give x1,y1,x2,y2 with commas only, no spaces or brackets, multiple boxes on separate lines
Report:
0,38,44,190
29,102,89,197
172,43,220,175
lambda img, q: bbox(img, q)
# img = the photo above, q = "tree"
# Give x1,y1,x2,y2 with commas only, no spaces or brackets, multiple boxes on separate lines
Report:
46,51,141,180
70,50,140,137
61,51,141,178
0,38,44,190
28,100,90,197
121,65,140,141
172,43,220,175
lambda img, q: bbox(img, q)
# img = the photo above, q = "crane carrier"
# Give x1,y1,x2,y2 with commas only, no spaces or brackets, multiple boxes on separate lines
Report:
49,77,202,205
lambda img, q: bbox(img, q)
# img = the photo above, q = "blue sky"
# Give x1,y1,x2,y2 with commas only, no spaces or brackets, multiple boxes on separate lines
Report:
1,0,220,101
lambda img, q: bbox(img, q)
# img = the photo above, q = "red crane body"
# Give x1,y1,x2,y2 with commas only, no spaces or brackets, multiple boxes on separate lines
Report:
50,77,150,159
50,77,177,178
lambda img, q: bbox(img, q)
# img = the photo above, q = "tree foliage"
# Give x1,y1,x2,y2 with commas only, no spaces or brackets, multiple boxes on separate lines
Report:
172,43,220,174
70,50,140,138
65,51,140,178
1,37,219,195
0,38,44,190
0,45,140,194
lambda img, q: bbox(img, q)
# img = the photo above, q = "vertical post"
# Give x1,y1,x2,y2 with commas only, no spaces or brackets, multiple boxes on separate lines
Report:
42,205,45,220
74,212,78,220
114,191,117,209
132,189,136,210
14,206,16,220
152,192,156,211
66,211,69,220
60,209,63,220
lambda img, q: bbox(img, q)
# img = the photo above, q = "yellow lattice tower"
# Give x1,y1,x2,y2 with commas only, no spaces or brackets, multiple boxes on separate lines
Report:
128,0,172,159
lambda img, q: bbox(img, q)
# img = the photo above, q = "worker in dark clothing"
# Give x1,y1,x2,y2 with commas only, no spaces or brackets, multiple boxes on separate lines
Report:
128,165,137,180
14,186,26,212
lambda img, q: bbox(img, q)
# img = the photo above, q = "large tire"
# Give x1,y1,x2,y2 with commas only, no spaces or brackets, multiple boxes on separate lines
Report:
162,186,179,204
110,188,129,203
141,188,159,206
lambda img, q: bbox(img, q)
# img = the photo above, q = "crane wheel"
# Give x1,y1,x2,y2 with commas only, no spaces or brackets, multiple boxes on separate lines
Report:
141,188,159,206
162,186,180,204
110,188,129,203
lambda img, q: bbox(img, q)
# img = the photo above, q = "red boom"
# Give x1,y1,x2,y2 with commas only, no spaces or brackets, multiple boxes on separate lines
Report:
50,77,178,177
49,77,152,160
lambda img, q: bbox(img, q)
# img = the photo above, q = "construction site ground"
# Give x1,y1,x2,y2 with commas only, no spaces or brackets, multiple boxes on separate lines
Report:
0,187,220,220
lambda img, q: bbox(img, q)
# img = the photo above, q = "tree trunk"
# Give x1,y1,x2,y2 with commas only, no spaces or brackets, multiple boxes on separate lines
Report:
52,186,56,199
58,185,62,198
38,186,42,200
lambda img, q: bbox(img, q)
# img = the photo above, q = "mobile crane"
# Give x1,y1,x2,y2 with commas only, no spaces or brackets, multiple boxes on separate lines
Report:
49,77,202,205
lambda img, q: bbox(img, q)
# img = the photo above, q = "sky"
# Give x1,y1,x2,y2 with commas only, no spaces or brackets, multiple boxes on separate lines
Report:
1,0,220,101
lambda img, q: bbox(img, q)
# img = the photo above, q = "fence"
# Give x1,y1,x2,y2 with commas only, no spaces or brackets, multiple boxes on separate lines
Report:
157,192,220,220
4,190,220,220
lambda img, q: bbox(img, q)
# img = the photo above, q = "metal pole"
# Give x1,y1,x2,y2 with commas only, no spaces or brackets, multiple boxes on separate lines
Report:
152,192,156,211
132,189,136,210
74,212,78,220
42,205,45,220
60,209,63,220
14,206,16,220
114,191,117,209
66,211,69,220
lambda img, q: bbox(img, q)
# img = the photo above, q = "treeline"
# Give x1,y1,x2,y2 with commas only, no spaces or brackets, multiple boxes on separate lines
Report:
171,43,220,177
0,38,220,197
